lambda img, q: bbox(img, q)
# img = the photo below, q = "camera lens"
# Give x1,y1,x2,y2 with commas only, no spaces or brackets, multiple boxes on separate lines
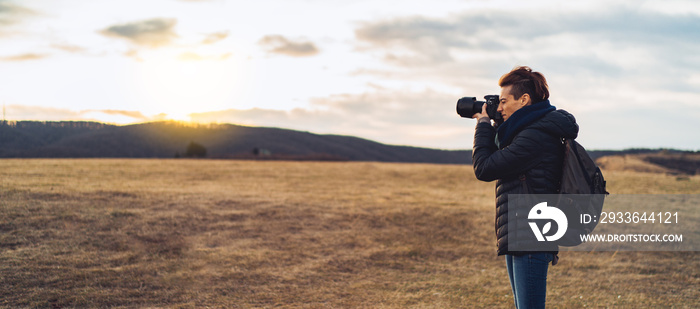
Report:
456,97,484,118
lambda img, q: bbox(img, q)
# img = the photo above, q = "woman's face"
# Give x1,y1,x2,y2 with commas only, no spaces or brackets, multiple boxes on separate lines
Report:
498,85,531,122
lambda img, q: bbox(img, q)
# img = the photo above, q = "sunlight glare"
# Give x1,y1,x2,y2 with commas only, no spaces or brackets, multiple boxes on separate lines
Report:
136,52,242,121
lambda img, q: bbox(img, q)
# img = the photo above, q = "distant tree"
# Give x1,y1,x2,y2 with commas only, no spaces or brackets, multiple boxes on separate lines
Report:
174,151,181,158
185,142,207,158
252,147,271,157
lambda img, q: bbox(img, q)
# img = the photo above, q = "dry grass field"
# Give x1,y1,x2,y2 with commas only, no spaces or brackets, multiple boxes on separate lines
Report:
1,159,698,308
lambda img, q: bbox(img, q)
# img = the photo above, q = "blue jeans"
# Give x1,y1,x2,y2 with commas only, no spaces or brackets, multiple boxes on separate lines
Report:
505,253,554,309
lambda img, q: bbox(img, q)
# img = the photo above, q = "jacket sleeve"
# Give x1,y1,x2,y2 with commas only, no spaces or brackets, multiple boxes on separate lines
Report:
472,122,546,182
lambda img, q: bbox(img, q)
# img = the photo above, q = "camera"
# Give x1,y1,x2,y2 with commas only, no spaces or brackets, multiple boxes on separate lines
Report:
456,95,502,124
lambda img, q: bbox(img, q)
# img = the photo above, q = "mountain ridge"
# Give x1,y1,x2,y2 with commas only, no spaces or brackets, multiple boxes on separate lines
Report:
1,121,697,170
0,121,470,163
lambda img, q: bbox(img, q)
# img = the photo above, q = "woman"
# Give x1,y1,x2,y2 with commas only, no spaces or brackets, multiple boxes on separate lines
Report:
471,66,579,308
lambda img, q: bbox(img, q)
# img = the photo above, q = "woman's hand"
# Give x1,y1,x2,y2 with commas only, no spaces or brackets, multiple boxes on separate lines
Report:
472,104,490,123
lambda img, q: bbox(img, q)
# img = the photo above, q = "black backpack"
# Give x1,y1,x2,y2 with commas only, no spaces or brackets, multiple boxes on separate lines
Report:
557,138,609,246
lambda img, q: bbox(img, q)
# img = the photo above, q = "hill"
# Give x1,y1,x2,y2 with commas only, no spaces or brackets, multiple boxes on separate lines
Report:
596,151,700,175
2,121,697,168
0,121,469,164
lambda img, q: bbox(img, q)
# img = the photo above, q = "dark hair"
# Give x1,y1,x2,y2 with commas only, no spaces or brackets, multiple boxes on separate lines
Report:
498,66,549,103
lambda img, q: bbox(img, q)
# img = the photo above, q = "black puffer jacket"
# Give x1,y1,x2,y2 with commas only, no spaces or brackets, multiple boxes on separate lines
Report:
472,109,579,256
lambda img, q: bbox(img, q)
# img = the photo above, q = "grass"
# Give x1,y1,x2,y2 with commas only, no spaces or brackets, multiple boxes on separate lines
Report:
0,159,698,308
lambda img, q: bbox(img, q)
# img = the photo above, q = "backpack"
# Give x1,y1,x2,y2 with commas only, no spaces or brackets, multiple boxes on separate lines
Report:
557,138,609,246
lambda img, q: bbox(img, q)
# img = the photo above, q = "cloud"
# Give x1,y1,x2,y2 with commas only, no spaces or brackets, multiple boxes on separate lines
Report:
0,0,35,26
123,49,143,61
4,105,81,121
50,43,87,53
0,53,48,61
356,16,460,65
86,109,148,121
258,35,319,57
202,31,228,44
4,105,154,123
354,9,700,71
100,18,178,47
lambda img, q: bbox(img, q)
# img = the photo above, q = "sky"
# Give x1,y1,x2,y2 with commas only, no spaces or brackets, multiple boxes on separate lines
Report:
1,0,699,150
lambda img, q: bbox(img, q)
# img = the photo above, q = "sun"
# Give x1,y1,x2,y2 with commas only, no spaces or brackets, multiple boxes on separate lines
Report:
136,51,242,120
